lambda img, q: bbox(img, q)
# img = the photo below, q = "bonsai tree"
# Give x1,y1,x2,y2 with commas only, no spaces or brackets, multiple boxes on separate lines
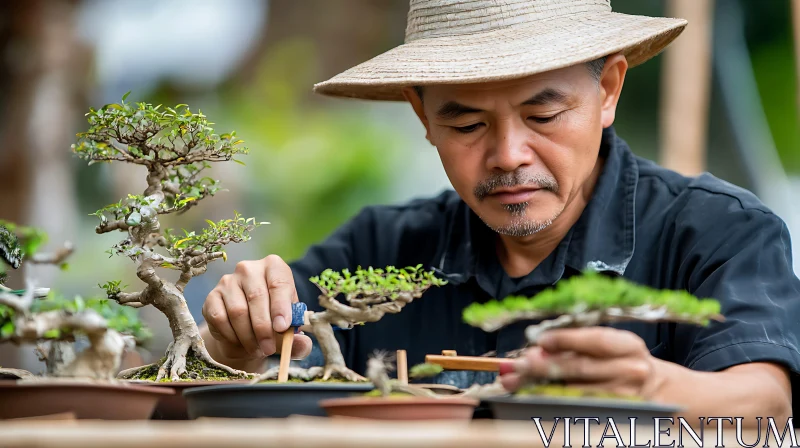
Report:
256,265,448,382
462,270,723,397
71,94,267,381
0,222,148,380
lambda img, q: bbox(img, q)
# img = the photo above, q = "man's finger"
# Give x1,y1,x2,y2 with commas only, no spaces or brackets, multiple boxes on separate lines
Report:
291,334,313,359
536,327,648,358
263,255,298,334
237,262,274,355
275,332,314,360
202,291,239,345
514,348,651,383
221,284,261,356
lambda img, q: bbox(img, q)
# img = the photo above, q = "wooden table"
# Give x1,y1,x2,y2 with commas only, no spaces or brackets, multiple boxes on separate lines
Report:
0,416,778,448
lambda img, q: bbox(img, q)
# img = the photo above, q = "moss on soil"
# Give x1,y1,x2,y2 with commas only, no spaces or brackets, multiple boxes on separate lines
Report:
515,384,643,401
128,352,249,382
363,389,413,398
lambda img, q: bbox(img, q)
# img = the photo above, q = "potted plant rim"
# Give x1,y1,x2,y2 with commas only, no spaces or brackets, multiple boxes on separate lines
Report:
461,270,724,421
0,221,171,420
182,264,449,419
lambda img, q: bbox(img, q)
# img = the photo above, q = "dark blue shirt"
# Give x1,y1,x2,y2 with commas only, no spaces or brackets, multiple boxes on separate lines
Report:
290,126,800,405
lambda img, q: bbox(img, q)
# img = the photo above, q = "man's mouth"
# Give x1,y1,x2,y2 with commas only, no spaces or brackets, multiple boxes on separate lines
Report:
488,186,542,204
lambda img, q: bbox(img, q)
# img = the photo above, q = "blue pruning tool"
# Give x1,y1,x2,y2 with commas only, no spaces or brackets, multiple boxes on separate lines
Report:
289,301,350,332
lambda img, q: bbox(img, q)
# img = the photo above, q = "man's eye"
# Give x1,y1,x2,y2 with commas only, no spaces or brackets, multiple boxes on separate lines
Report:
453,123,483,133
529,114,560,124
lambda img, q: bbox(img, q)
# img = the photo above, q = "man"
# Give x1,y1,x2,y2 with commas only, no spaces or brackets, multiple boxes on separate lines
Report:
200,0,800,420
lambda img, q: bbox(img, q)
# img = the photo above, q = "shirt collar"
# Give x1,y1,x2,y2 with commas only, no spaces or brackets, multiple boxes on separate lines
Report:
563,126,638,276
435,126,638,288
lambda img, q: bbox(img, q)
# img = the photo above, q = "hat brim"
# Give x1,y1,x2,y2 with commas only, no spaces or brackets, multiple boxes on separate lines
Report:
313,11,687,101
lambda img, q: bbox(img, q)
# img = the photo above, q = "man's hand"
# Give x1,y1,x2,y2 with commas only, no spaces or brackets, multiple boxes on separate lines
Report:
498,326,793,424
201,255,313,366
499,327,665,398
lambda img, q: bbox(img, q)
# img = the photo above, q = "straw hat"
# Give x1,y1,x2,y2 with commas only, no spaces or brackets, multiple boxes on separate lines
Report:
313,0,687,101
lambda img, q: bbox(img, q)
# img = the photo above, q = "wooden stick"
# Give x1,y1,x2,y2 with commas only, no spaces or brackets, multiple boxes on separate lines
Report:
396,350,408,385
659,0,715,175
277,330,294,383
424,354,505,372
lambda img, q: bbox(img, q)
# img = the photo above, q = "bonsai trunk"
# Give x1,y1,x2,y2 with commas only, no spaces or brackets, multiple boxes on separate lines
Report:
308,312,365,381
118,280,248,381
45,341,75,375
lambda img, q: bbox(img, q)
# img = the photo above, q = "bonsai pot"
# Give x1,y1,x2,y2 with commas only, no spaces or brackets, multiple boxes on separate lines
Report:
0,379,175,420
127,379,251,420
484,394,682,422
183,381,374,419
320,395,478,421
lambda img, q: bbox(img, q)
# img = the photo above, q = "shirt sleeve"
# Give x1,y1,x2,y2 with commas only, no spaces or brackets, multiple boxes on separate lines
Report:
671,200,800,392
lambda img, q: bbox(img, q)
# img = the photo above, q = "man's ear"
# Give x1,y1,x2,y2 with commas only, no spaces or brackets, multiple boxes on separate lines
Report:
598,53,629,128
401,86,432,143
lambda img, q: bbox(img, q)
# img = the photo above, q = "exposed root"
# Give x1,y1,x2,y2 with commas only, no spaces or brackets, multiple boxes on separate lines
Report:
322,363,367,382
118,362,157,380
118,342,251,382
190,340,249,378
458,377,509,400
251,363,368,384
0,367,34,379
251,366,324,383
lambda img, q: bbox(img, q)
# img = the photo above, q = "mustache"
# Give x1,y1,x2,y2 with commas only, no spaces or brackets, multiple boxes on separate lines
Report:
473,171,558,201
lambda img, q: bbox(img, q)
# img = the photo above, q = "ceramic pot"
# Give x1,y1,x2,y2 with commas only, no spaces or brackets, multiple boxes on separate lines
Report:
183,382,374,418
484,394,682,422
320,396,479,421
0,379,174,420
126,379,251,420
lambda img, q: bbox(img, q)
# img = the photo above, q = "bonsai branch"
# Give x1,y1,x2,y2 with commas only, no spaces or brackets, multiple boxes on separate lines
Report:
29,242,74,265
96,220,130,234
523,306,725,344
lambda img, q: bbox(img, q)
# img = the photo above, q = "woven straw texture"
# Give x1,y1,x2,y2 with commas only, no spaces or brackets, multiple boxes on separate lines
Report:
313,0,687,101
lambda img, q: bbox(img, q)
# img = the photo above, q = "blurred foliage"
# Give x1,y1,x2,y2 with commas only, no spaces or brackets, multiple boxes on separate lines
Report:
0,292,151,344
743,1,800,173
218,38,403,261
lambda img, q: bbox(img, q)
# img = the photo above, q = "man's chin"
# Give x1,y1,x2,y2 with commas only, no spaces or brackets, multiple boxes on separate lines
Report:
479,215,555,237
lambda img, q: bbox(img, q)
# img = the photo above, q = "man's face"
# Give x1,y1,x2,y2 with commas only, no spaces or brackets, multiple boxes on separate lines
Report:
404,56,627,237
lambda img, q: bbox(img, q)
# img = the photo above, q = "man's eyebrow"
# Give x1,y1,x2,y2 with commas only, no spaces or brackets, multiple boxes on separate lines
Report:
436,101,482,120
522,88,570,106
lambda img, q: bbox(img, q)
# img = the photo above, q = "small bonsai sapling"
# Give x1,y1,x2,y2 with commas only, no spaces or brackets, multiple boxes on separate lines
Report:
462,271,723,398
362,352,441,398
72,94,267,381
257,265,447,382
0,222,148,380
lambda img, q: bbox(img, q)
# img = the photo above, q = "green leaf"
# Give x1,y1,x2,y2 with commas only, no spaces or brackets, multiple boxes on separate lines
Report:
232,159,246,166
1,321,14,338
122,91,131,101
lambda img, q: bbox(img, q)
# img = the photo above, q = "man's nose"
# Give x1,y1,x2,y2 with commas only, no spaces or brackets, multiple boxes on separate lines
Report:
485,119,536,172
